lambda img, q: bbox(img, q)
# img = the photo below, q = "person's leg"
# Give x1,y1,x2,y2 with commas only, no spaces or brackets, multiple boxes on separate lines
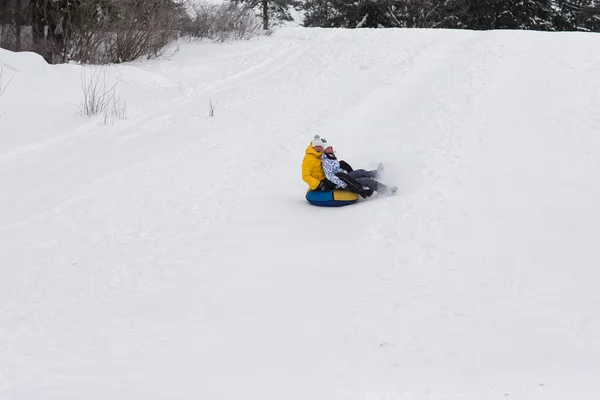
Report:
355,177,382,191
355,177,398,195
349,169,378,179
348,163,384,179
339,160,354,172
335,172,374,198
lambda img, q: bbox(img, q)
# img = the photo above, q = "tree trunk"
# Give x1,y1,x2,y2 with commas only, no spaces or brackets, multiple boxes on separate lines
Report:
31,0,43,43
15,0,22,51
262,0,268,30
31,0,53,63
0,0,8,25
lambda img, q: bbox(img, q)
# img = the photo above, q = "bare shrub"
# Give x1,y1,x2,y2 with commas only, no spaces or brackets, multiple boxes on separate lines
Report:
181,2,263,42
25,0,184,64
80,67,113,116
0,65,14,119
66,1,114,64
0,65,14,97
208,98,215,117
73,0,183,64
4,0,264,65
103,94,128,125
80,66,126,124
106,0,182,63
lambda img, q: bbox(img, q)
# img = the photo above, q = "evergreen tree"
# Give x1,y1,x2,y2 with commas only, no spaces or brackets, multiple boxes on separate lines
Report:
297,0,600,32
496,0,555,30
454,0,501,30
301,0,404,28
301,0,340,27
554,0,600,31
232,0,300,28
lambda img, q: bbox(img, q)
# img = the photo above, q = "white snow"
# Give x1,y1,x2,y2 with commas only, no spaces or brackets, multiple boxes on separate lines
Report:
1,27,600,400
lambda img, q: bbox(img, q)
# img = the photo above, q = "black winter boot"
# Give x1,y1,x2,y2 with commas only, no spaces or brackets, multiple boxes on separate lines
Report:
359,186,374,198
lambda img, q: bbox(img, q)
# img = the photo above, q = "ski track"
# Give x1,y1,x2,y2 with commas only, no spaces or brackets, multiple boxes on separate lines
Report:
1,28,600,400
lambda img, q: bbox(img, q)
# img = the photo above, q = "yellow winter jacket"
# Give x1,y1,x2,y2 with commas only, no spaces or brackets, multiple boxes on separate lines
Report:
302,143,326,190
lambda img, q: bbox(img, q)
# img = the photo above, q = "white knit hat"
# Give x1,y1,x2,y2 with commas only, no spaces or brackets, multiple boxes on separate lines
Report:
311,134,324,148
321,138,333,151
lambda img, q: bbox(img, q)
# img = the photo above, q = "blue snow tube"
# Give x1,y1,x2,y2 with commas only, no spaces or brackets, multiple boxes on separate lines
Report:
305,189,359,207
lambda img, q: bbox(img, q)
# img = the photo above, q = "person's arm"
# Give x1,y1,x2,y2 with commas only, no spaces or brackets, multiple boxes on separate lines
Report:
302,156,321,190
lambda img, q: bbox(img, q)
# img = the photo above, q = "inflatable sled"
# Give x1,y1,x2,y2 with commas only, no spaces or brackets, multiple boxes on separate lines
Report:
305,189,359,207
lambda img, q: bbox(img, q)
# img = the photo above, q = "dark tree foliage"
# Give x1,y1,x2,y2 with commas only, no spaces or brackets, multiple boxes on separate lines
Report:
495,0,555,30
554,0,600,30
299,0,600,32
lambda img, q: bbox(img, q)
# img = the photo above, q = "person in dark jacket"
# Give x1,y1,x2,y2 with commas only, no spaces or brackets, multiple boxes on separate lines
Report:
321,142,397,198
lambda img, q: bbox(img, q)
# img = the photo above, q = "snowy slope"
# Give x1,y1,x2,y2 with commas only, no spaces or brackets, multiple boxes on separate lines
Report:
2,27,600,400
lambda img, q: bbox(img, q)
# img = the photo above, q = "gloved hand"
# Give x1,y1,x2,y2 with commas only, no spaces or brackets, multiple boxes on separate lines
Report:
359,186,374,198
317,180,333,191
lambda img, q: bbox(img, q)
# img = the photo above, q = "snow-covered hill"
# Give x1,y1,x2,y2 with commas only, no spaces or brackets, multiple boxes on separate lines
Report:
1,27,600,400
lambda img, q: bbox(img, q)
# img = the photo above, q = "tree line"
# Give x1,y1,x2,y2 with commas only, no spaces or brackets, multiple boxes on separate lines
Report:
298,0,600,31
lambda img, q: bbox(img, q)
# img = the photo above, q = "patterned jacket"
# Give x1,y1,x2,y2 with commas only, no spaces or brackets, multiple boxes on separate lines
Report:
321,154,347,188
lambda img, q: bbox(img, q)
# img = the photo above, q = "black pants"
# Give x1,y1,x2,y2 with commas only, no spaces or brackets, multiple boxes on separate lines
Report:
346,169,382,191
339,160,353,172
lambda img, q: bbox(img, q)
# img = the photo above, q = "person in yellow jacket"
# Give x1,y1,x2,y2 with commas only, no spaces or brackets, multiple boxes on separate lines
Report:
302,135,327,190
